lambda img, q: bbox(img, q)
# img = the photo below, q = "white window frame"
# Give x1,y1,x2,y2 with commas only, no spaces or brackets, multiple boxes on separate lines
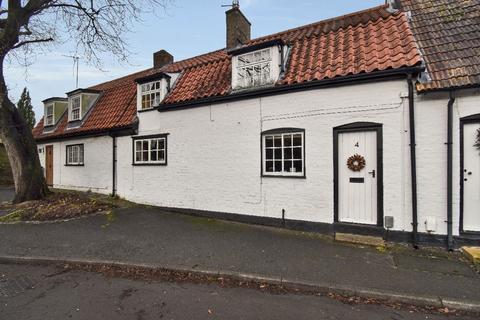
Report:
133,136,167,165
139,80,163,110
233,47,281,90
66,144,84,166
262,131,305,177
45,103,54,126
69,95,81,121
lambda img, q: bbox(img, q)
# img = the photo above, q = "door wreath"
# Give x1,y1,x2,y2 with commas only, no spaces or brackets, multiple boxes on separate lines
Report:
347,154,366,172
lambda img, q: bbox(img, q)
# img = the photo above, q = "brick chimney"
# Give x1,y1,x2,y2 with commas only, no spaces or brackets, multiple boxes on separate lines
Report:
226,2,251,50
153,50,174,69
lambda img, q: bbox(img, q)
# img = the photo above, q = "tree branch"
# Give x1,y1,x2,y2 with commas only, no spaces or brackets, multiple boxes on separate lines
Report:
12,37,54,49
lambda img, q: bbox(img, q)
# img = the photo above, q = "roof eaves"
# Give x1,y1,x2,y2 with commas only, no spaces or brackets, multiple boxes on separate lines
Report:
159,65,424,112
134,72,171,84
227,39,284,56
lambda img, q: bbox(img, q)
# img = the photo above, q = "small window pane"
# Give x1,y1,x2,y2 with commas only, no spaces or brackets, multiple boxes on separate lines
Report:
265,137,273,148
266,149,273,160
274,136,282,147
284,148,292,160
293,161,303,172
158,139,165,149
266,161,274,172
151,150,158,161
284,135,292,146
293,134,302,146
274,161,282,172
293,147,302,160
285,161,293,173
159,150,165,161
274,148,282,160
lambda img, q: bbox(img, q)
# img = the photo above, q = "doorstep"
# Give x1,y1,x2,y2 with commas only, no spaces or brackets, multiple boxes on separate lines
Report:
335,232,385,247
462,247,480,264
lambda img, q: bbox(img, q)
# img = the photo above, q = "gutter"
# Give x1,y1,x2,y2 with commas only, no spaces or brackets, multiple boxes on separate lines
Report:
111,135,117,197
408,75,419,248
446,92,455,250
159,66,424,112
35,125,137,144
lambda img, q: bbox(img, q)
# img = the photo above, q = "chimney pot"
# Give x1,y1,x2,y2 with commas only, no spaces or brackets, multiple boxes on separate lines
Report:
226,6,251,50
153,50,174,69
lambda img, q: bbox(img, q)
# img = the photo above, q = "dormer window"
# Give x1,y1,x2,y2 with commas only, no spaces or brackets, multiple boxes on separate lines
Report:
45,104,54,126
135,73,172,111
231,40,285,90
70,96,81,121
42,97,68,129
237,48,272,88
65,89,101,123
140,81,162,110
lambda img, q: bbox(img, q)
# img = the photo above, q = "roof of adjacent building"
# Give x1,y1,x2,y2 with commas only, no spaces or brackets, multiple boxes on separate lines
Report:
397,0,480,92
33,4,422,141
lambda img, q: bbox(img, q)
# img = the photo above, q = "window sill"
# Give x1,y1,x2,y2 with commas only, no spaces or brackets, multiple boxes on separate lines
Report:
138,107,159,113
262,174,306,179
232,83,276,93
65,164,84,167
132,162,167,166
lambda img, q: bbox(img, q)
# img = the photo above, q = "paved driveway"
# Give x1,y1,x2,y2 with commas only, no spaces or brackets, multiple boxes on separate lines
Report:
0,186,14,203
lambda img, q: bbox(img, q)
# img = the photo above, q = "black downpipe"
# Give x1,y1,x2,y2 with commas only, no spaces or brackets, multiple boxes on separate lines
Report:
408,76,419,248
447,93,455,251
112,135,117,196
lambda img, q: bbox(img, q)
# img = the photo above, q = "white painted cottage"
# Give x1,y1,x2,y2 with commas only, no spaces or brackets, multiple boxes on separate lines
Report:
33,0,480,248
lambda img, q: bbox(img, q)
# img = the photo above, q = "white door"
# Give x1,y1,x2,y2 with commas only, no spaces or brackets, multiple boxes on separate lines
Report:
338,131,378,225
463,123,480,232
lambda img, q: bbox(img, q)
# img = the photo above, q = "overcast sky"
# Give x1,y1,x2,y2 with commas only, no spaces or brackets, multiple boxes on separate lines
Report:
5,0,383,122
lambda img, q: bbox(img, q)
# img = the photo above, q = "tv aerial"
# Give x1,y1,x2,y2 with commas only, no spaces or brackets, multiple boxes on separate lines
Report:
62,54,81,88
221,0,240,8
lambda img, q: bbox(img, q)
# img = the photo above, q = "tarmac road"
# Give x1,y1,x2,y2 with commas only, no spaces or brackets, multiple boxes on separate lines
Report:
0,262,475,320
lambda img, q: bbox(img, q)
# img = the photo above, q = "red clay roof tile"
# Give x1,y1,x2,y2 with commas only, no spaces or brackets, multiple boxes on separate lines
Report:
34,4,422,141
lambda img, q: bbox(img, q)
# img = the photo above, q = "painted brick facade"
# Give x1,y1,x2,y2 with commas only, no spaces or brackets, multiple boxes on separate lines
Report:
115,80,414,232
38,136,113,194
415,88,480,236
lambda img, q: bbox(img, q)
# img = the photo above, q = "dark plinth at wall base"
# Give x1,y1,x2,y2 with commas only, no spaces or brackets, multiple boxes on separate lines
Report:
157,206,477,249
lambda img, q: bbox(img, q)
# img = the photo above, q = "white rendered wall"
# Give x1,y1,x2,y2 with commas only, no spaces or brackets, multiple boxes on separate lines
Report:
37,135,113,194
415,88,480,236
116,79,414,232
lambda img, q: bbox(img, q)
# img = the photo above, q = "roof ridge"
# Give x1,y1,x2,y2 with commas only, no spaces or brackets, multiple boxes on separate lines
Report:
88,68,153,90
249,4,391,43
290,10,407,42
163,5,396,73
86,4,393,90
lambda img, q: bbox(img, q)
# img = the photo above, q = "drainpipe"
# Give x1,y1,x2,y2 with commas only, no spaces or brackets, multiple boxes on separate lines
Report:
447,92,455,251
112,135,117,196
408,75,419,248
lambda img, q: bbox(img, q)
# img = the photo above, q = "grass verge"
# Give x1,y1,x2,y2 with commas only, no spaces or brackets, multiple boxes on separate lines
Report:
0,190,121,222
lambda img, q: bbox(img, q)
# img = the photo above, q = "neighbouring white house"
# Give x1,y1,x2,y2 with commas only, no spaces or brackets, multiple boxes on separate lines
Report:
33,0,480,248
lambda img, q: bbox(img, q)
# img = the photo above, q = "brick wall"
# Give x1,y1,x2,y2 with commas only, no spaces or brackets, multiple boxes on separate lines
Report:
116,79,414,232
37,136,113,194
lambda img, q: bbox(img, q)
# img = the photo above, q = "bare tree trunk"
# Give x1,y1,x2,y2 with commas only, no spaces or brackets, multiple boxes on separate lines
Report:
0,57,48,203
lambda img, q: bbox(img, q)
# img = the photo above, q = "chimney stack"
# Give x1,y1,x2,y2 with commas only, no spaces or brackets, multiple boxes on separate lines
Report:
153,50,174,69
226,2,251,50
